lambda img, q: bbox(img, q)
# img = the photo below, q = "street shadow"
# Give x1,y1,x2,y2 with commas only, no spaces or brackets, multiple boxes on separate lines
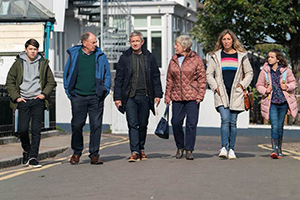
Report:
101,155,127,162
193,153,214,159
79,155,127,164
235,152,255,158
147,153,172,159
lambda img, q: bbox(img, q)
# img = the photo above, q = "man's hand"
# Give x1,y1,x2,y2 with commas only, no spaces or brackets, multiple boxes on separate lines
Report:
155,98,160,107
115,100,122,109
17,98,26,103
34,94,45,100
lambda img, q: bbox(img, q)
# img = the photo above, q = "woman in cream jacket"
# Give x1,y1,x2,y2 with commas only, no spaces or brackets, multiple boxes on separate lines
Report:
206,29,253,159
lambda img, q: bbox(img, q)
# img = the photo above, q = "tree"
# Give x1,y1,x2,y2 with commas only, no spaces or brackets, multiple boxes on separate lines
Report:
191,0,300,72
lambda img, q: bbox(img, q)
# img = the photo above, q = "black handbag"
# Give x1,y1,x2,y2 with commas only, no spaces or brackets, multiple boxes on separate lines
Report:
155,105,169,139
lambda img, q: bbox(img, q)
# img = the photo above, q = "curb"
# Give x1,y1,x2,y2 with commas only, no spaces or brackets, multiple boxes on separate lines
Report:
0,130,67,145
0,147,69,169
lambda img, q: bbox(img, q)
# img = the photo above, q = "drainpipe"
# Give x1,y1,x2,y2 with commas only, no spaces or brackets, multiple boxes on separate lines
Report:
100,0,103,50
44,21,54,129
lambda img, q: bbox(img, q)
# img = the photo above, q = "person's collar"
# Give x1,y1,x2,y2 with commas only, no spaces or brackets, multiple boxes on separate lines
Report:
81,47,94,55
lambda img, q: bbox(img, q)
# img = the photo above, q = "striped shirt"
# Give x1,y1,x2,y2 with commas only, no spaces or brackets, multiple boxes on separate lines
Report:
221,51,238,100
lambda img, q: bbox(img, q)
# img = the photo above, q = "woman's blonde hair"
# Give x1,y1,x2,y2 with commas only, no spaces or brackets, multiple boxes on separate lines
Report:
175,35,193,52
210,29,246,54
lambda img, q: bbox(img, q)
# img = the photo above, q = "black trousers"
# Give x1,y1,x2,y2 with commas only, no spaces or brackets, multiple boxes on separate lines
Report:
18,99,44,159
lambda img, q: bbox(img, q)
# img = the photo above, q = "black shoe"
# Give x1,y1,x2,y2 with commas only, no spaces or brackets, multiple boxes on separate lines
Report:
22,151,29,166
186,151,194,160
175,148,184,159
29,158,42,168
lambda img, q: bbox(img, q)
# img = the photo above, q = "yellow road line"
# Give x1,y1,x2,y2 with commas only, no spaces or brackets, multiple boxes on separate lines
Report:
258,144,300,160
0,135,128,181
0,162,61,181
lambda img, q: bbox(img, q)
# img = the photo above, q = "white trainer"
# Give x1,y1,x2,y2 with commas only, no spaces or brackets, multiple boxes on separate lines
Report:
218,147,228,158
228,149,237,159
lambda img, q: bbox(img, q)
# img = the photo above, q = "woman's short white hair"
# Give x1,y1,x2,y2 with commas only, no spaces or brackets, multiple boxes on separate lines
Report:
175,35,193,52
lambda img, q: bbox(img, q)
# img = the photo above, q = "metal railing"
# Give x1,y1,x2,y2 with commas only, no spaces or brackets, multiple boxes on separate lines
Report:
0,85,56,138
73,0,132,63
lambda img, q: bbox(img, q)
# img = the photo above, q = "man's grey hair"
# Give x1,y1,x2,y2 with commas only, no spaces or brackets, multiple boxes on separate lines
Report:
129,31,144,42
80,32,91,43
175,35,193,52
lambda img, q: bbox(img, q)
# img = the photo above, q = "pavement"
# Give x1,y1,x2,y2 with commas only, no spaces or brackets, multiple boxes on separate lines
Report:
1,126,300,169
2,129,300,199
0,130,70,169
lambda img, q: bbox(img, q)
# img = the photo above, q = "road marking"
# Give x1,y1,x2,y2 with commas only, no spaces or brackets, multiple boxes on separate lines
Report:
0,134,128,181
258,144,300,160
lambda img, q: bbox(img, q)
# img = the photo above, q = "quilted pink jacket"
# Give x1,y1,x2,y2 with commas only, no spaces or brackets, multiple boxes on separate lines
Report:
256,63,298,120
165,51,206,104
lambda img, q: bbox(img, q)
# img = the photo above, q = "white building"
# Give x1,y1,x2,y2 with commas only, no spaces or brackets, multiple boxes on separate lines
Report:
0,0,250,134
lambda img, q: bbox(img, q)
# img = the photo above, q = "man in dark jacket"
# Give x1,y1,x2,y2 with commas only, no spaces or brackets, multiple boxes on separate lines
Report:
114,31,163,162
6,39,57,168
63,32,111,165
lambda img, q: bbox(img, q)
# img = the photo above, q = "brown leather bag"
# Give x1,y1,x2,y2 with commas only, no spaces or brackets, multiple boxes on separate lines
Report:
242,61,253,111
243,89,253,111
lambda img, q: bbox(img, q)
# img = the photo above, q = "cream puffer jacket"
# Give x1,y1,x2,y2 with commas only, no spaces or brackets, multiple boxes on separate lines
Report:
206,49,253,111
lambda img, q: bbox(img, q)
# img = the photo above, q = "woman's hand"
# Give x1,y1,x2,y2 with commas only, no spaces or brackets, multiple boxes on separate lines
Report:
215,88,220,96
236,84,243,90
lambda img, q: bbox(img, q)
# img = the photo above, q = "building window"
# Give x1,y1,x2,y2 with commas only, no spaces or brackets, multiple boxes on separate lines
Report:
151,16,161,26
140,30,148,50
134,15,147,27
151,31,162,68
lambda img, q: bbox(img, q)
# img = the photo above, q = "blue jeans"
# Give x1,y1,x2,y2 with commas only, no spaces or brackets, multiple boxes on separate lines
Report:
217,106,239,150
269,102,288,140
171,101,199,151
126,95,150,153
71,95,104,157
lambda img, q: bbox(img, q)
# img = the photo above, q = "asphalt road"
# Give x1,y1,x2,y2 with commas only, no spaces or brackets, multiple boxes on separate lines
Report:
1,134,300,200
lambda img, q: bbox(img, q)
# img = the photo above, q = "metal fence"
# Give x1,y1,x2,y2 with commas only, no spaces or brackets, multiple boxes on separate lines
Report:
0,84,56,138
0,85,13,137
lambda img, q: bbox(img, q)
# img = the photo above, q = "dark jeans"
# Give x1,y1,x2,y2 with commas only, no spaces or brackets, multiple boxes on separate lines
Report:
269,102,288,140
71,95,104,157
18,98,44,159
171,101,199,151
125,95,150,153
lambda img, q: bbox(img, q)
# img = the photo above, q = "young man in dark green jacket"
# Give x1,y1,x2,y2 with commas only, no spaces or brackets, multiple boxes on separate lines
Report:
6,39,56,168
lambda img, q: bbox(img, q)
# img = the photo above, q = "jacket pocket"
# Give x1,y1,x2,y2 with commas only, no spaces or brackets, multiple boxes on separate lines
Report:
96,79,108,101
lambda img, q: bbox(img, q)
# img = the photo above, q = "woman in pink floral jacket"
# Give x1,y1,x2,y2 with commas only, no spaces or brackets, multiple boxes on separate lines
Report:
256,49,298,159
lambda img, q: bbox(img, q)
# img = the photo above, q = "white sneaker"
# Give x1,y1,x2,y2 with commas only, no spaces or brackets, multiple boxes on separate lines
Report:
218,147,228,158
228,149,237,159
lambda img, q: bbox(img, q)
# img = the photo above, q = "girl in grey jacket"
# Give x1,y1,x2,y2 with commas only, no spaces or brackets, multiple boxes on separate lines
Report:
206,29,253,159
